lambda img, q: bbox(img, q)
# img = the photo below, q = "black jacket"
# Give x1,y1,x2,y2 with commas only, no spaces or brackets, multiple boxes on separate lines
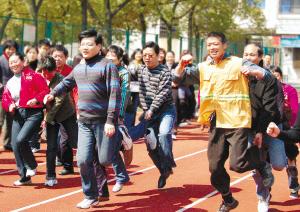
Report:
249,73,282,133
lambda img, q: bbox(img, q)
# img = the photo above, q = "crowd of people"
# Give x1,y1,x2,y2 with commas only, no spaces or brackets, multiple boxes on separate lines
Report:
0,30,299,212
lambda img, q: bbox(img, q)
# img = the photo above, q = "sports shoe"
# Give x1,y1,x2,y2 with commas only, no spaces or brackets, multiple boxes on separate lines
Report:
119,125,133,150
259,163,274,188
76,198,99,209
112,182,124,192
13,177,32,186
145,128,157,150
26,168,37,177
45,178,58,187
172,133,177,140
31,148,40,153
218,198,239,212
59,168,74,175
257,194,271,212
290,185,300,199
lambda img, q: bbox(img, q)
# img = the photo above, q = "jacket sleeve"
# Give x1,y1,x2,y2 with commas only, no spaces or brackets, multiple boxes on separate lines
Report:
2,87,14,112
34,73,50,104
51,71,76,97
45,94,67,124
279,109,300,143
106,63,121,125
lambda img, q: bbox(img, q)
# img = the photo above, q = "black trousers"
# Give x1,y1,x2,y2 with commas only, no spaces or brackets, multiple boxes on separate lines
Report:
207,127,263,195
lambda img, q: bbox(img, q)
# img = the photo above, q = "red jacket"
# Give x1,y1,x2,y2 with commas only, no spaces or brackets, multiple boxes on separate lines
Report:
2,67,49,112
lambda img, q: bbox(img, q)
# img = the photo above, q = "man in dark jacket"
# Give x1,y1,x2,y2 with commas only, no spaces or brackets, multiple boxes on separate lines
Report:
0,40,18,150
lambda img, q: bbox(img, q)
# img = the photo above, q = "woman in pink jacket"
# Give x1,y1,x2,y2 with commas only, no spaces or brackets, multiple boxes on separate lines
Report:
2,52,49,186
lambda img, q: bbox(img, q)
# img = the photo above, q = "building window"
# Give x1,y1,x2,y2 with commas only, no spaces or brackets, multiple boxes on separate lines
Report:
280,0,300,14
247,0,265,8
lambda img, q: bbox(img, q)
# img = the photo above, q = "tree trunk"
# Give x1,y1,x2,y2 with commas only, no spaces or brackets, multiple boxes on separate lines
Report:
188,6,195,52
0,14,12,43
104,0,112,45
139,13,146,47
81,0,88,30
167,25,172,51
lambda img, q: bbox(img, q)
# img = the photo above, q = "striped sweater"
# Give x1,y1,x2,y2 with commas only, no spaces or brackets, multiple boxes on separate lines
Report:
137,64,173,113
51,54,121,125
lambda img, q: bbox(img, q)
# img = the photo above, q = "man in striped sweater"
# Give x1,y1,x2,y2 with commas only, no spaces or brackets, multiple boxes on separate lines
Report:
136,41,176,189
43,29,121,209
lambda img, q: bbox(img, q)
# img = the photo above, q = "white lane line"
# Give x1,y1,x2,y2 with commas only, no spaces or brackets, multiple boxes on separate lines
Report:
11,149,207,212
0,162,47,175
176,172,253,212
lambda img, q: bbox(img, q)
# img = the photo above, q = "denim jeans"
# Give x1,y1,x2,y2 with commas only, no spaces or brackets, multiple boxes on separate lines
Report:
77,121,119,199
249,127,287,200
46,114,78,179
11,108,43,179
145,105,176,174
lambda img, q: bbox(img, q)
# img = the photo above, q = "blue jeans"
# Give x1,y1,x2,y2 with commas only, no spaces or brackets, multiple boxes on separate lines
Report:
77,121,119,199
249,128,287,200
111,138,129,184
137,105,176,174
11,108,43,179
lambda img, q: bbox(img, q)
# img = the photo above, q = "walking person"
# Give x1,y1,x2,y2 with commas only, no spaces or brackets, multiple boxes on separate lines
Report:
243,43,286,212
174,32,275,212
43,29,121,209
39,56,78,186
0,40,19,151
2,52,49,185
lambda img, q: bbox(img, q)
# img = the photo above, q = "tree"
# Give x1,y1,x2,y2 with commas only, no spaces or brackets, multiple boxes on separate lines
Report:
23,0,44,43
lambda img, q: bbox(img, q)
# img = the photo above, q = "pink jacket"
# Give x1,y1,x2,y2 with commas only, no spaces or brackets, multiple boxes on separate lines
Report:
2,68,49,112
282,83,299,126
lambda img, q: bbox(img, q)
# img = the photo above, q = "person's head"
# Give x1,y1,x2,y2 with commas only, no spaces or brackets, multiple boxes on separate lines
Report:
9,52,25,75
166,51,175,65
264,54,272,67
78,29,102,59
243,43,264,66
142,41,160,69
3,40,19,58
270,66,283,81
40,56,57,81
25,46,38,62
38,39,51,56
206,32,227,61
158,48,166,64
50,45,68,69
106,45,129,66
131,48,143,63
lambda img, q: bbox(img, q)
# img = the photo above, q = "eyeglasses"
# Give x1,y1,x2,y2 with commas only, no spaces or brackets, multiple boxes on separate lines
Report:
143,54,154,58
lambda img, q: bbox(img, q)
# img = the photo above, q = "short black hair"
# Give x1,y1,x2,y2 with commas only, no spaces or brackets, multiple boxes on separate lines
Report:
143,41,160,55
39,55,56,72
3,40,19,51
207,32,227,44
270,66,283,77
130,48,142,61
51,44,68,57
11,52,24,61
78,29,103,45
38,39,51,47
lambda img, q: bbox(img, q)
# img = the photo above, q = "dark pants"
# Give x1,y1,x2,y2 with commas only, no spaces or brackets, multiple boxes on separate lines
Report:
46,114,78,179
0,102,13,148
11,108,43,179
207,127,263,195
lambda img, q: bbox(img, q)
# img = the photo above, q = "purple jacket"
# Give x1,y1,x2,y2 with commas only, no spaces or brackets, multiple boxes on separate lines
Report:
282,83,299,126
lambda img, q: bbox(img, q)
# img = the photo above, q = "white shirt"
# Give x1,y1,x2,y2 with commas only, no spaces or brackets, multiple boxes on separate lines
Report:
6,74,21,106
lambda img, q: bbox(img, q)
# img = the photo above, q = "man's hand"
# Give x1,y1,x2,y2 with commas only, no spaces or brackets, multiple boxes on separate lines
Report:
241,66,264,79
43,94,54,105
266,122,280,138
9,103,16,113
104,123,115,137
145,110,153,120
241,66,252,76
253,132,263,148
26,98,38,106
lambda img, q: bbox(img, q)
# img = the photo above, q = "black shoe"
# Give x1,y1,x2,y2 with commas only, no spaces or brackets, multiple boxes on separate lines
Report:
218,199,239,212
59,168,74,175
259,163,274,188
157,171,171,189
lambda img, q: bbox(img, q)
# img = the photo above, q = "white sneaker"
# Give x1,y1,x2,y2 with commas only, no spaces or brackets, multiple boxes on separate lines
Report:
26,169,37,177
13,178,32,186
76,198,99,209
45,179,58,187
145,128,157,150
119,125,133,150
257,194,270,212
172,134,177,140
112,182,123,192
